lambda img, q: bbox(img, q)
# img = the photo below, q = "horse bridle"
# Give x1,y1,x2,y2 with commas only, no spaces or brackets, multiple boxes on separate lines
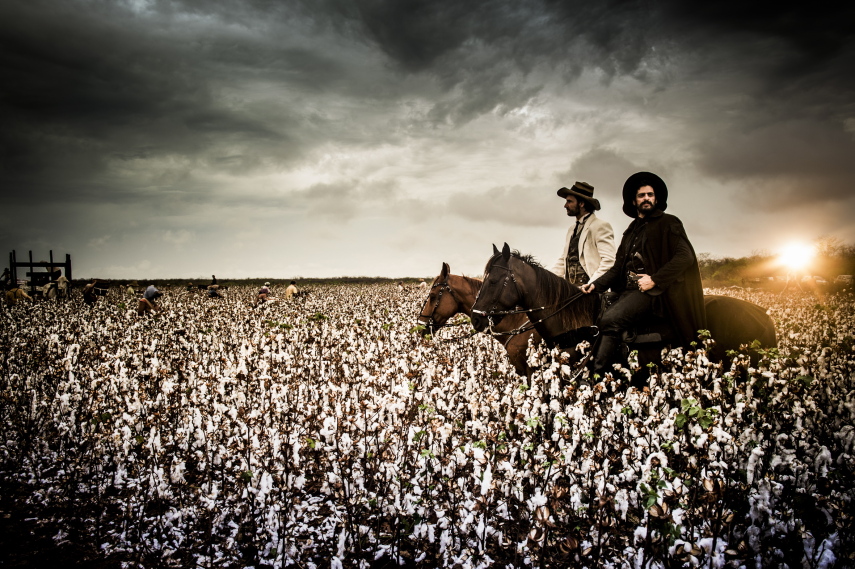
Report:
472,256,589,337
418,278,461,335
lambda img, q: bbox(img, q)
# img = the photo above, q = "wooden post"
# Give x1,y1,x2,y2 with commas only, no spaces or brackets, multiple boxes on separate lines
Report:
8,250,73,286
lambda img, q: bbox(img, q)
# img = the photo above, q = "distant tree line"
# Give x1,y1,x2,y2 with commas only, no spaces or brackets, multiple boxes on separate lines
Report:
68,277,431,288
699,237,855,287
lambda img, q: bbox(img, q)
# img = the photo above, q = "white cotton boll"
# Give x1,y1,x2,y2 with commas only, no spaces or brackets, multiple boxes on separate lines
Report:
614,489,629,520
170,461,185,483
480,463,492,496
527,491,547,510
813,533,839,569
114,464,127,487
746,446,765,485
814,445,832,477
319,416,337,444
698,537,727,568
257,472,273,502
711,427,732,443
836,425,855,454
339,432,353,455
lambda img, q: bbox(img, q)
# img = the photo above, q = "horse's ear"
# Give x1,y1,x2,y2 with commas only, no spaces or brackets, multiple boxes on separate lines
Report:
440,262,450,279
492,244,500,256
502,243,511,261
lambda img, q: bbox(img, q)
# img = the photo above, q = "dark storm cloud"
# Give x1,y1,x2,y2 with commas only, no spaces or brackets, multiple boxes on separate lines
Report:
647,2,855,207
303,0,666,124
2,0,855,277
0,0,358,208
696,119,855,209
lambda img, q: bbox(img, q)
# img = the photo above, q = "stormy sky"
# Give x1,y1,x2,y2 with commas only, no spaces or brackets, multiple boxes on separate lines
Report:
2,0,854,279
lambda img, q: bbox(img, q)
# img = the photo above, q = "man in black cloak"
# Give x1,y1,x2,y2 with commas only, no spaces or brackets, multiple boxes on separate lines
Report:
581,172,706,378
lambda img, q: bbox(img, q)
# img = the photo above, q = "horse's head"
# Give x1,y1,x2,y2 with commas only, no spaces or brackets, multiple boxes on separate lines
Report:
417,262,464,336
471,243,527,332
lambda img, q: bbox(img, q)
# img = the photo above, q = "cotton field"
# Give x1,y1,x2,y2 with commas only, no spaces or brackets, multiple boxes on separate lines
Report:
0,284,853,568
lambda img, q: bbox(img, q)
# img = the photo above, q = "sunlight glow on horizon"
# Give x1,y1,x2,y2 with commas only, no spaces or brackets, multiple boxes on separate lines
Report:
778,242,815,272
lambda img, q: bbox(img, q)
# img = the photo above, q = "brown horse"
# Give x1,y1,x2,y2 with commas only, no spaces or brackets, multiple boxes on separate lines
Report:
417,262,541,376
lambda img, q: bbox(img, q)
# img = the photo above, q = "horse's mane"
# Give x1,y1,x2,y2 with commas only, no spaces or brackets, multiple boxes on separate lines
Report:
485,250,597,330
483,250,540,273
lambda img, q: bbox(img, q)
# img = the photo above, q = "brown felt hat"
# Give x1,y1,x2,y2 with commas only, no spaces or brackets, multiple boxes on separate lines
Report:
557,181,601,211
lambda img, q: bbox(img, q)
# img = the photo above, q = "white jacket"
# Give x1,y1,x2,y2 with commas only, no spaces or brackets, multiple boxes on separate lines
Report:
551,213,616,284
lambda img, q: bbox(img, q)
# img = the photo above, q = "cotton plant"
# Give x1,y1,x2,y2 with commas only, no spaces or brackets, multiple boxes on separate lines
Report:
0,285,853,567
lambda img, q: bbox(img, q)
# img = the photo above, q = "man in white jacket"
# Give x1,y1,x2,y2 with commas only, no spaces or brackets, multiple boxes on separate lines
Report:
551,181,616,285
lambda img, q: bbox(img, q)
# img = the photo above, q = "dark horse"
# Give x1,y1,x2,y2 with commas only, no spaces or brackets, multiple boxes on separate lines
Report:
417,262,541,376
470,245,599,352
471,244,777,375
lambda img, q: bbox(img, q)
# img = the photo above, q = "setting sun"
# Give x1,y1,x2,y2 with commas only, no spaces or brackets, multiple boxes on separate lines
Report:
778,242,815,271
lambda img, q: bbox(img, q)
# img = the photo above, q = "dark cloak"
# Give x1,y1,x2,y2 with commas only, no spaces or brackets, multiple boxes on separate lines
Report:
596,210,707,347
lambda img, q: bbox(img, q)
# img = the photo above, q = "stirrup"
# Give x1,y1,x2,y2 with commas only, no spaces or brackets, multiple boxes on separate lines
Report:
568,352,592,384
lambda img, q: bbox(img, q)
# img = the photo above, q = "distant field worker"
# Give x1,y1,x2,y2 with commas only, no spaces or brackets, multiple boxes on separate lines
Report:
285,280,298,299
5,287,32,306
138,284,162,315
256,282,271,306
83,279,105,306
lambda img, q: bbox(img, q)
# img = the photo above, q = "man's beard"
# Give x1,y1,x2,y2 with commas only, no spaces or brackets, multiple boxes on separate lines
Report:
636,201,656,215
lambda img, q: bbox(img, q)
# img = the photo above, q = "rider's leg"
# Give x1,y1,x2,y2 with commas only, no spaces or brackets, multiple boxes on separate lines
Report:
591,333,621,378
592,290,654,377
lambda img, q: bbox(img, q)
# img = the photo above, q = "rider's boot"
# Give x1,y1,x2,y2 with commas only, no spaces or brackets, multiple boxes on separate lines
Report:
591,333,620,379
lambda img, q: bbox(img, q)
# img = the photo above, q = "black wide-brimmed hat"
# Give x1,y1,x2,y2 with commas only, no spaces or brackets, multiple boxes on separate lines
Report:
557,181,601,211
622,172,668,217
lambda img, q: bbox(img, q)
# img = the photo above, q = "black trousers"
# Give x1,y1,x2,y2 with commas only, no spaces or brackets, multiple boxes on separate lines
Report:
599,290,654,335
592,290,654,375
